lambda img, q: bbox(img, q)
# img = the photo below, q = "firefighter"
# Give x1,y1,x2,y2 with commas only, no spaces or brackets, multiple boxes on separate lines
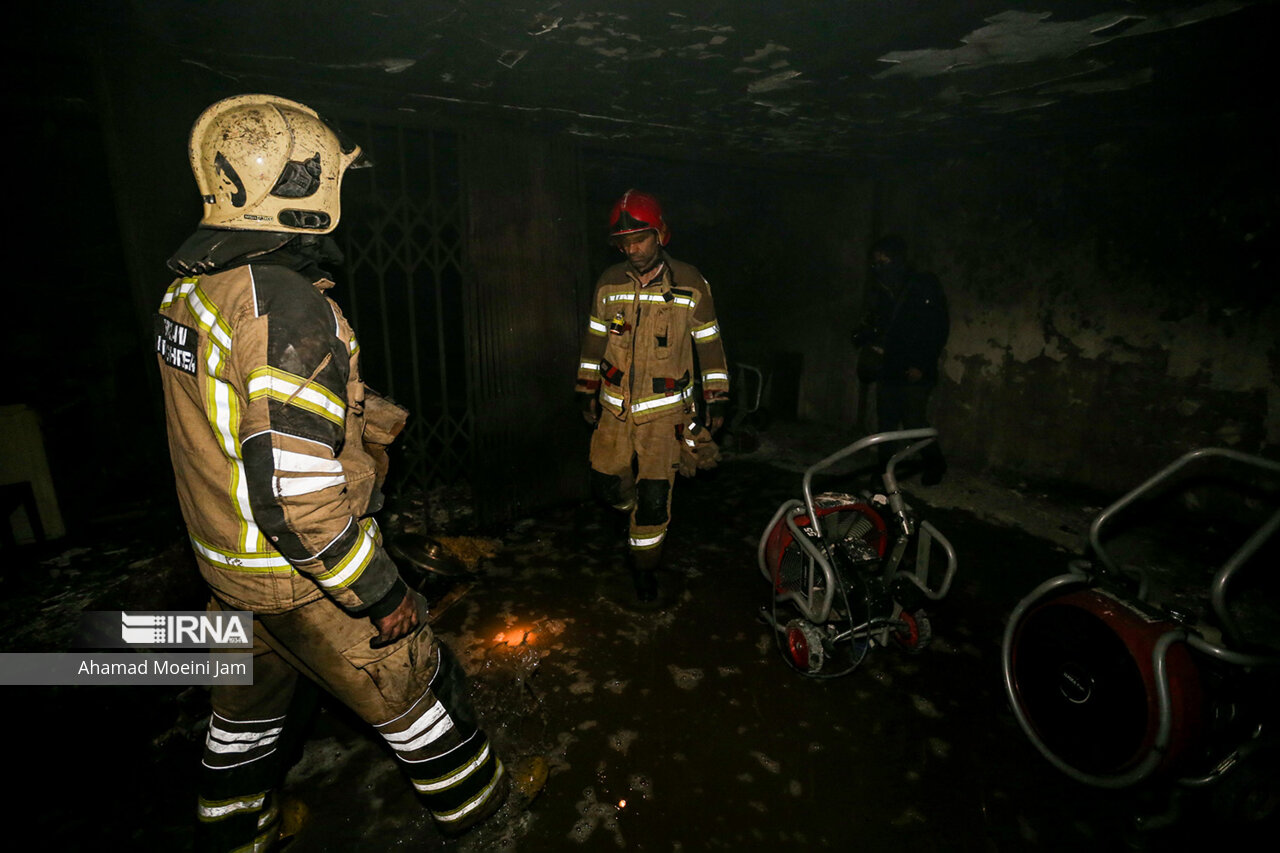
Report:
575,190,730,604
156,95,507,849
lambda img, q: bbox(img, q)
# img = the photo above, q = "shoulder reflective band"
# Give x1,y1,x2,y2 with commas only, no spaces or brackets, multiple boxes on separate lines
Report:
159,279,184,309
173,278,234,352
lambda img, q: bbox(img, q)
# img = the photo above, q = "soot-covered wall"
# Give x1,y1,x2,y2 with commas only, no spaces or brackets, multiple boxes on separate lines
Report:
873,130,1277,493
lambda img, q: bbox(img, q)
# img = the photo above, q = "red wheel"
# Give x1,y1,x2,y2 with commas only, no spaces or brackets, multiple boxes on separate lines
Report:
784,620,825,673
893,609,932,653
787,626,810,668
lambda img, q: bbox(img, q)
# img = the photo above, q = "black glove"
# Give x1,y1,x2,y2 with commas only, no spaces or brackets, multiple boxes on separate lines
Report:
705,401,727,434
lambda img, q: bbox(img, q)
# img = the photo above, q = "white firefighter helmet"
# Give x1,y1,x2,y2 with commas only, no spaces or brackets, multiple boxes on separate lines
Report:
188,94,362,234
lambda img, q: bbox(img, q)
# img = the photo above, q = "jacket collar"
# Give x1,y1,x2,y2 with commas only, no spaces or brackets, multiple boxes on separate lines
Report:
627,252,671,288
168,228,342,288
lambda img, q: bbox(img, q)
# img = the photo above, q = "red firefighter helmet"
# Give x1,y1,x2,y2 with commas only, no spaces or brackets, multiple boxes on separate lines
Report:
608,190,670,246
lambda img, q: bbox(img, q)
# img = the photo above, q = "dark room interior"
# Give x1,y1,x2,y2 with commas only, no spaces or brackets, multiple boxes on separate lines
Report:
4,1,1278,850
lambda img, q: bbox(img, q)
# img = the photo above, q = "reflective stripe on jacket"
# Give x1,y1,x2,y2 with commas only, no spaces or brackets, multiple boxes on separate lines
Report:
156,264,400,614
575,254,729,424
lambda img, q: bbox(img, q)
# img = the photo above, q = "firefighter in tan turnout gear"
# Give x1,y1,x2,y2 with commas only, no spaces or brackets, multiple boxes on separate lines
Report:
576,190,730,604
155,95,506,850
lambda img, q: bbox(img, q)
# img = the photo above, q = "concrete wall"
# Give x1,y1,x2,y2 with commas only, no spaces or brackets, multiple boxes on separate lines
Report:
873,135,1277,492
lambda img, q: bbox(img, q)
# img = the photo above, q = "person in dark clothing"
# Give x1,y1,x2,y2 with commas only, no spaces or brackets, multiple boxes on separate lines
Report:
855,235,949,484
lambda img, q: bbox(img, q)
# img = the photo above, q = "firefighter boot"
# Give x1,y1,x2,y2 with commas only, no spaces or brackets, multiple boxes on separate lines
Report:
438,754,548,839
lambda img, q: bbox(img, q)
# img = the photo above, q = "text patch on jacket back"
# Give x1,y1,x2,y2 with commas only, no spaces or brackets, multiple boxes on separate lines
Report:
155,314,199,376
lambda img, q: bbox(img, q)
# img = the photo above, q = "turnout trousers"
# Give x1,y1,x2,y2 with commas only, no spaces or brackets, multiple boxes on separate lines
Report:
589,410,684,557
196,592,504,851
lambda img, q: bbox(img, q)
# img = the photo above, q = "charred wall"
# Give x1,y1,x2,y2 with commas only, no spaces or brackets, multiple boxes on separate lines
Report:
873,129,1277,492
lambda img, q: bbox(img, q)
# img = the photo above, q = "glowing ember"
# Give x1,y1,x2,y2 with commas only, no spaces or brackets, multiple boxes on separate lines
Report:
617,799,627,809
493,628,536,647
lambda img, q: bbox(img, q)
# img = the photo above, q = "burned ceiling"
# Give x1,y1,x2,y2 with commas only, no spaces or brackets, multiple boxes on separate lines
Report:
112,0,1272,164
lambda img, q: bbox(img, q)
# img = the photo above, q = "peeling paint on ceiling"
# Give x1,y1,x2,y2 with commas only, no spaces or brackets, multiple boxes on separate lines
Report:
874,3,1245,79
746,70,804,94
115,0,1271,163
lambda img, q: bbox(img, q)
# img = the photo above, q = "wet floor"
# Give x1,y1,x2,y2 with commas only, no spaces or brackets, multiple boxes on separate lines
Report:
5,423,1276,850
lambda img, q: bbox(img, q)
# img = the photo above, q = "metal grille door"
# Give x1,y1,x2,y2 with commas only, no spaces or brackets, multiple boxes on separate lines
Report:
339,124,472,492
